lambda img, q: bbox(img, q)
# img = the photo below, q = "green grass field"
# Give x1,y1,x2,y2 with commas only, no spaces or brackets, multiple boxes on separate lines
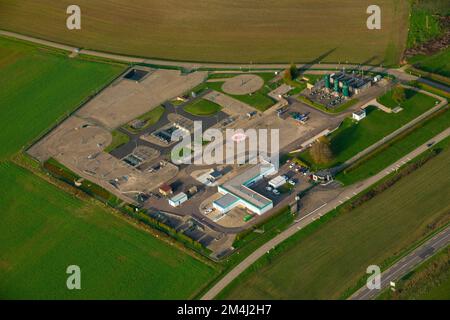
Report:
184,98,222,116
0,162,218,299
407,5,443,48
298,90,438,169
219,146,450,299
0,36,219,299
337,107,450,185
0,0,409,65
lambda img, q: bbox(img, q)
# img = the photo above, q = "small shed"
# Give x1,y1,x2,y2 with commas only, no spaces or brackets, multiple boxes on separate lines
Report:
312,170,333,183
352,109,366,121
168,192,188,207
159,184,173,196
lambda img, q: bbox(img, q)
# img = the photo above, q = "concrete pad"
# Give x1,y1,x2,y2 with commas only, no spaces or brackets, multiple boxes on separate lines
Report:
221,74,264,95
77,69,207,129
204,91,255,117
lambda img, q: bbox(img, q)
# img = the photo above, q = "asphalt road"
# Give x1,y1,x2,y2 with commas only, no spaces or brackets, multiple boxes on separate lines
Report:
201,128,450,300
349,226,450,300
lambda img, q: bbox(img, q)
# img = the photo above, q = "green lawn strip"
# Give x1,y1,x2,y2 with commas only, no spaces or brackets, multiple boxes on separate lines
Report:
217,145,450,299
0,161,219,299
184,98,222,116
377,246,450,300
407,66,450,87
337,107,450,185
123,105,165,133
412,47,450,78
231,207,295,251
408,80,450,100
0,36,125,160
300,74,323,85
297,91,438,170
104,130,130,153
377,87,419,109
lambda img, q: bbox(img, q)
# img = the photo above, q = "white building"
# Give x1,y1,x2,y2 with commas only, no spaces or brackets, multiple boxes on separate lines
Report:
268,175,287,189
168,192,188,207
352,109,366,121
214,162,276,215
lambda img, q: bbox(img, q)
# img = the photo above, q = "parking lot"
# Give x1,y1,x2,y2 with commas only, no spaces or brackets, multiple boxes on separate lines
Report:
250,162,312,206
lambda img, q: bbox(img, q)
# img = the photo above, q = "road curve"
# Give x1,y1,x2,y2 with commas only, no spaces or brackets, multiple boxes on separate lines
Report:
201,128,450,300
349,226,450,300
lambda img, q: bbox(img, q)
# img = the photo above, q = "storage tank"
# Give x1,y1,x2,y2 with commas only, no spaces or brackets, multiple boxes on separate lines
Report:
324,74,331,88
342,82,350,97
334,79,340,92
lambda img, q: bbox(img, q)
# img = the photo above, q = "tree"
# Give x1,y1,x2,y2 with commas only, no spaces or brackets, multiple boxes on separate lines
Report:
284,63,298,82
309,136,334,164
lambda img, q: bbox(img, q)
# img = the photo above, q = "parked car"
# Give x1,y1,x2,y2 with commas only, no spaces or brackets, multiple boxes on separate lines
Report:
266,186,273,192
273,189,280,195
288,179,297,186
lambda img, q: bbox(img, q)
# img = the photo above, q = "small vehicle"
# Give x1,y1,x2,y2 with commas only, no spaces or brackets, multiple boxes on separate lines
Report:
427,141,435,147
288,179,297,186
273,189,280,195
266,186,273,192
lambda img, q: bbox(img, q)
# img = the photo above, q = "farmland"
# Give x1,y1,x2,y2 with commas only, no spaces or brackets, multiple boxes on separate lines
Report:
0,162,219,299
0,0,408,65
0,36,219,299
218,145,450,299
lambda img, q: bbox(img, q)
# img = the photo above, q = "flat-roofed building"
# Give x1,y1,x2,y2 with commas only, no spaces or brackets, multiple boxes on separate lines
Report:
216,162,276,215
168,192,188,207
352,109,367,121
213,193,240,213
